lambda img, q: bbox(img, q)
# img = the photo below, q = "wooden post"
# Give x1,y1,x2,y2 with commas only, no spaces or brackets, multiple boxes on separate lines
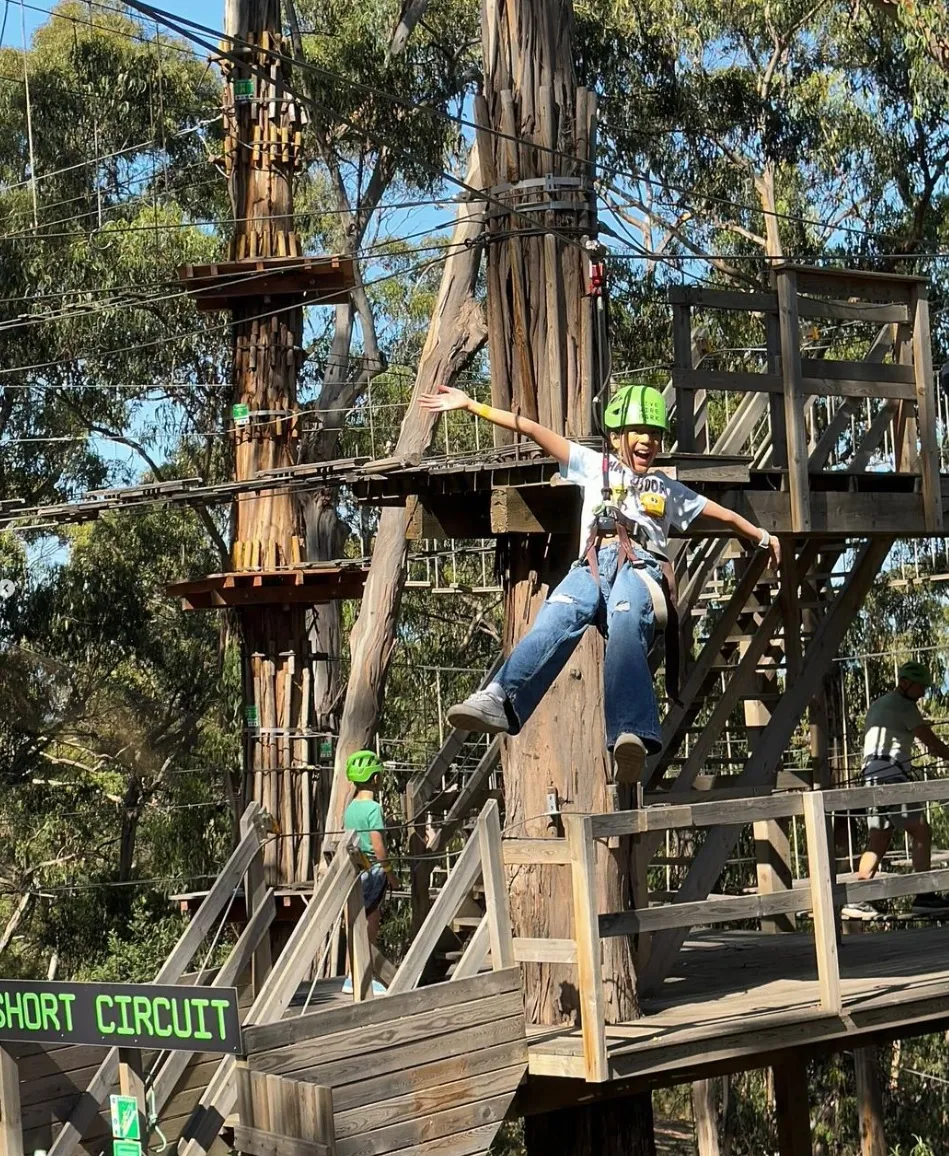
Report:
775,268,811,532
802,791,841,1014
692,1078,722,1156
773,1059,813,1155
240,807,273,994
345,878,374,1001
0,1046,23,1156
910,286,942,532
564,813,609,1083
854,1047,886,1156
766,310,788,469
673,302,695,453
478,798,515,970
118,1048,148,1148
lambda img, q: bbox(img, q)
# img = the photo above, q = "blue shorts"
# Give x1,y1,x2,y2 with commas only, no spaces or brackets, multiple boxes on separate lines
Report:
361,865,387,914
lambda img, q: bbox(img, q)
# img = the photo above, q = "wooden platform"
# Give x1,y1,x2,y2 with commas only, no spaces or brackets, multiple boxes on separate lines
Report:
166,564,369,609
526,927,949,1090
178,255,355,310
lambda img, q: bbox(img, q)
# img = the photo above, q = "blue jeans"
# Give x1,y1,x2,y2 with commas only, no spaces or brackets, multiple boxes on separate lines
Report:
496,543,662,752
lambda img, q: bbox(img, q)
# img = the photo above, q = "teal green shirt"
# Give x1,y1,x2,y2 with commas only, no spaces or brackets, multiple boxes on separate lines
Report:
344,798,385,862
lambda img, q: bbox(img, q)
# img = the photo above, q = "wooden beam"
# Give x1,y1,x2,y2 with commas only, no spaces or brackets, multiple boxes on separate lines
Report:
776,268,811,532
389,819,483,994
490,484,580,534
450,913,491,980
118,1050,147,1152
513,937,579,963
345,879,374,1001
667,284,909,324
673,303,696,452
638,538,891,996
773,1059,813,1155
854,1048,886,1156
241,807,273,997
564,813,609,1083
803,791,842,1014
478,798,515,970
0,1047,23,1156
911,287,943,531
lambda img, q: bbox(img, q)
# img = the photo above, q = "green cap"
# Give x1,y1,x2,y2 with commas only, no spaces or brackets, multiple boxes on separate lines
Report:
897,660,933,688
604,384,668,432
346,749,383,783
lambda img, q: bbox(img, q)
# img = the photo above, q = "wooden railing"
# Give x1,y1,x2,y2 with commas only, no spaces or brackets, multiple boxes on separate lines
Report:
503,779,949,1083
669,266,942,533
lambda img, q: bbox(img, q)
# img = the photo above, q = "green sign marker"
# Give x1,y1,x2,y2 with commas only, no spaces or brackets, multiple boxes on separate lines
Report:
113,1141,143,1156
245,704,260,728
0,980,241,1053
233,78,254,100
232,402,251,426
110,1095,141,1141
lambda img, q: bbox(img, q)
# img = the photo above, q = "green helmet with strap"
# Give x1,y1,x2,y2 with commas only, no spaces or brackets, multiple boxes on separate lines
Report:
604,384,668,433
346,749,384,783
897,660,933,688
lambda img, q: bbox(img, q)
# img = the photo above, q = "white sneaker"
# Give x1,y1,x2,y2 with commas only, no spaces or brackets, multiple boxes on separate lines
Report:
613,733,647,785
446,690,510,734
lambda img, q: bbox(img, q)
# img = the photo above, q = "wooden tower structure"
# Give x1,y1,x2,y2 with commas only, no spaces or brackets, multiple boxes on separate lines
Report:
9,264,949,1156
176,0,354,888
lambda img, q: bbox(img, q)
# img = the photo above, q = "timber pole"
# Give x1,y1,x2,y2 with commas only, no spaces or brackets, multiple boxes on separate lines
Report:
480,0,654,1149
223,0,315,886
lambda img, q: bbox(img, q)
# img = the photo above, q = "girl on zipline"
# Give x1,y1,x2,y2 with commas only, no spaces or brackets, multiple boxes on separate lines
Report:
420,383,781,785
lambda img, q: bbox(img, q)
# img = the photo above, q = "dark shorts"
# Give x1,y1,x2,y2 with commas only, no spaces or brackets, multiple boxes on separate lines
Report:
865,769,925,833
361,865,387,914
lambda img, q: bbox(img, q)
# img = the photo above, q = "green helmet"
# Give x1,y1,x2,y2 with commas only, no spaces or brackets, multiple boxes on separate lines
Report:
346,749,383,783
898,660,933,688
604,384,668,433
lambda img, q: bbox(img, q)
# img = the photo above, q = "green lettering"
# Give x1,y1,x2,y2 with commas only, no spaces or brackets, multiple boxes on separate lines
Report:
4,992,23,1029
39,992,61,1032
96,995,116,1035
22,993,41,1031
114,995,135,1036
152,997,173,1038
61,993,75,1033
191,998,212,1040
170,998,192,1040
131,996,154,1039
209,999,230,1041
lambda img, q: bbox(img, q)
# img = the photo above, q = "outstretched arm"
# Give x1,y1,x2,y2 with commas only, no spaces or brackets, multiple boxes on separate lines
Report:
420,385,571,466
700,498,782,568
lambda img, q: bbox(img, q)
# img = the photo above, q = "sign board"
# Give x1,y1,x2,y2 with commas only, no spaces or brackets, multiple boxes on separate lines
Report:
110,1095,141,1141
113,1142,143,1156
0,980,241,1053
233,78,254,101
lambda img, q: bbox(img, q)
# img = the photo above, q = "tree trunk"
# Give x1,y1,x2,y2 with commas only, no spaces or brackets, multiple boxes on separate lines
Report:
481,0,651,1146
224,0,315,885
692,1078,723,1156
324,149,487,854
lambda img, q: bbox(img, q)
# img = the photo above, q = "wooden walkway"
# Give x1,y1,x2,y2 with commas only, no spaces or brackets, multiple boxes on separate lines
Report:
527,926,949,1087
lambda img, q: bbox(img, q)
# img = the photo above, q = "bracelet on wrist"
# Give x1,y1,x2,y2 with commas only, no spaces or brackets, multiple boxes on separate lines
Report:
756,528,772,551
470,401,492,420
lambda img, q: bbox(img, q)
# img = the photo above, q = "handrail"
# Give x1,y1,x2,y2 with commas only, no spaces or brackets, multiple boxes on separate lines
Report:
501,780,949,1083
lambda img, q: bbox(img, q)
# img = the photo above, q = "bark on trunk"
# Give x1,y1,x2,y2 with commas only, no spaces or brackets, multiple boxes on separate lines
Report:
324,151,487,852
481,0,651,1148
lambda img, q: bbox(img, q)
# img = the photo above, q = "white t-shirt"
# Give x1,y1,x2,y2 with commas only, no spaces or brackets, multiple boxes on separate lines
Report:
559,442,708,559
862,690,925,770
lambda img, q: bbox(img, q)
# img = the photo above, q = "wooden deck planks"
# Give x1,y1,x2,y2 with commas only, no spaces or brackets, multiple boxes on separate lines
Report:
526,927,949,1084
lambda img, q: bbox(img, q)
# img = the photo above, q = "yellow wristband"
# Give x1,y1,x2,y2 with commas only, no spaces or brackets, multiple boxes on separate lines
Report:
470,401,492,420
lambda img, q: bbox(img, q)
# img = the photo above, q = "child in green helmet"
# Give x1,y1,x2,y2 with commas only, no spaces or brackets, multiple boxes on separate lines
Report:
420,383,780,785
342,749,399,995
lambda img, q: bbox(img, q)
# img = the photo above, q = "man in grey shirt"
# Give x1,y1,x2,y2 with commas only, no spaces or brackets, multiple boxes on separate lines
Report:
843,661,949,919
